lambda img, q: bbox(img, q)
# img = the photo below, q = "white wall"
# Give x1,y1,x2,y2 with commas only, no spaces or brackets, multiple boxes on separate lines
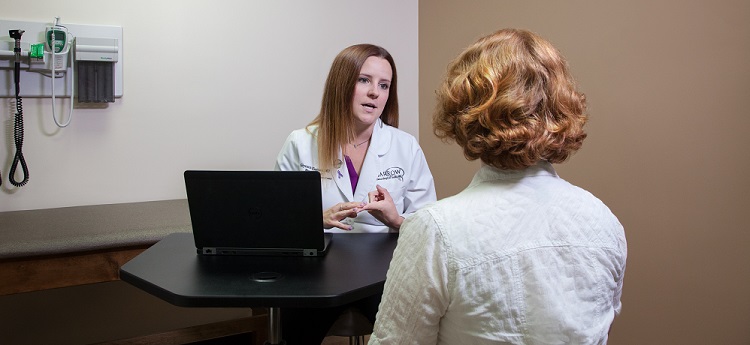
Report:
0,1,419,212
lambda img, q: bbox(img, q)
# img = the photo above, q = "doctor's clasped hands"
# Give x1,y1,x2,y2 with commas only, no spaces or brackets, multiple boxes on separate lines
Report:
326,184,402,231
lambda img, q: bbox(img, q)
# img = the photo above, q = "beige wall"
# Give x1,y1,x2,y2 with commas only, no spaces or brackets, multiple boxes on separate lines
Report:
419,1,750,344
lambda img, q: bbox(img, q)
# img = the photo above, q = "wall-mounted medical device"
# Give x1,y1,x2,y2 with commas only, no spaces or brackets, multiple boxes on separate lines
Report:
0,18,123,100
0,18,123,187
45,21,72,71
76,37,119,103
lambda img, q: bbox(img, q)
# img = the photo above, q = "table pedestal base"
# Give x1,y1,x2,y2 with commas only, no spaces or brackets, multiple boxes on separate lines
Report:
265,307,285,345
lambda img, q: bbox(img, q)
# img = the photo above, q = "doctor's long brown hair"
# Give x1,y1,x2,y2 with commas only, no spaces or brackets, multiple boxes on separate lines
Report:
308,44,399,173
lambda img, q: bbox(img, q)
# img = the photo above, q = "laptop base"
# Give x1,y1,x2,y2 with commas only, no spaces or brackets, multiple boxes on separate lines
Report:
198,233,333,257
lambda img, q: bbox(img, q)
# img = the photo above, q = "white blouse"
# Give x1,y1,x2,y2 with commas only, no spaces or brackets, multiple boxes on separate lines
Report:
370,162,627,344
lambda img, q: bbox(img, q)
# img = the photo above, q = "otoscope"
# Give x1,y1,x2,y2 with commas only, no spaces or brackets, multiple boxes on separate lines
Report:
8,29,30,187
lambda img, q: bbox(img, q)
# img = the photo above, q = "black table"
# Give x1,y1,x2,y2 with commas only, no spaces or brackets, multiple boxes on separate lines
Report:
120,232,398,344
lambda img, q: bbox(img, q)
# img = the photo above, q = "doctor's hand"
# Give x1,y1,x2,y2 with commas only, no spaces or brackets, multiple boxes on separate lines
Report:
360,185,404,230
323,202,365,231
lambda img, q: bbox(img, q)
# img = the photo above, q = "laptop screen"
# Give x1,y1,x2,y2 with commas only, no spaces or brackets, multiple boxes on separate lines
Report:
184,170,327,255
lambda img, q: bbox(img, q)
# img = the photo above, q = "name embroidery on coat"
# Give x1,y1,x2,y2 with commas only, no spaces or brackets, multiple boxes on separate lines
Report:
377,167,405,182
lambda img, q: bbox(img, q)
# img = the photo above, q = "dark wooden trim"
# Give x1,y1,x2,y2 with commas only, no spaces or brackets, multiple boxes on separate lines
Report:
0,244,152,296
93,313,269,345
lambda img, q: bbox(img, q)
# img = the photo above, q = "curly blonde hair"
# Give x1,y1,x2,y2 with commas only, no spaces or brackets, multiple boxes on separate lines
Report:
433,28,587,170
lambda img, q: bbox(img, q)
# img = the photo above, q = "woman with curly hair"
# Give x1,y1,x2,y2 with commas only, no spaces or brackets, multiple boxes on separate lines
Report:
370,29,627,344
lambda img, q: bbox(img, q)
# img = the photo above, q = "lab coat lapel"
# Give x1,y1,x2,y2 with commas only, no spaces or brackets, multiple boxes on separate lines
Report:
333,148,355,202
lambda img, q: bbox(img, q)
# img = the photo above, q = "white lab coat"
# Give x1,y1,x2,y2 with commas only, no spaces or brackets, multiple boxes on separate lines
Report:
275,119,437,233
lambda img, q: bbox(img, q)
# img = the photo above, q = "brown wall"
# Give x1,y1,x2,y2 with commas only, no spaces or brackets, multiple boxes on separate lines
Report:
419,1,750,344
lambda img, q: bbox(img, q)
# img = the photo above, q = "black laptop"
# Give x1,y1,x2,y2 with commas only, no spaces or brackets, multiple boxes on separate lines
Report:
184,170,332,257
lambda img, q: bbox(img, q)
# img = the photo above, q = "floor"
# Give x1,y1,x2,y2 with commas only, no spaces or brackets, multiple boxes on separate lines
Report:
189,333,369,344
322,335,371,344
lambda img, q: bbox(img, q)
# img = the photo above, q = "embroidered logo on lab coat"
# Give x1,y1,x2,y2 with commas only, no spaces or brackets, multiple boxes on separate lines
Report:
377,167,405,182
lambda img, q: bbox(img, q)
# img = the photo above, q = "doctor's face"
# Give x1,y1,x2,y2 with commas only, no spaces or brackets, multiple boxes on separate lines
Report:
351,56,392,129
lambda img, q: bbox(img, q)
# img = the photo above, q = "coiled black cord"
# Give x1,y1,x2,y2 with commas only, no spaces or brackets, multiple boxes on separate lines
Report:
9,60,29,187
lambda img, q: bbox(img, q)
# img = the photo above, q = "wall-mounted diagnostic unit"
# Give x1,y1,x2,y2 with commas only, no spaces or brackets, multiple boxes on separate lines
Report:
0,17,123,187
0,18,123,101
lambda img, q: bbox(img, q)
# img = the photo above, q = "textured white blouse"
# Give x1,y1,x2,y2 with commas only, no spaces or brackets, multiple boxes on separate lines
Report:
370,162,627,344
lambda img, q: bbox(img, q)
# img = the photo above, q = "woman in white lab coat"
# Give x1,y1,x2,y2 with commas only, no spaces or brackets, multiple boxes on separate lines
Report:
275,43,436,343
275,44,436,233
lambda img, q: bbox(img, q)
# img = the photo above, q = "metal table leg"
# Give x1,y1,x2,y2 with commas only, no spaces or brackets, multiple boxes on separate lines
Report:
265,307,285,345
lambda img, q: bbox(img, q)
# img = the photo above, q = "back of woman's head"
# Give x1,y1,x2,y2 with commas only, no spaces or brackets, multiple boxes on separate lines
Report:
433,28,587,170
